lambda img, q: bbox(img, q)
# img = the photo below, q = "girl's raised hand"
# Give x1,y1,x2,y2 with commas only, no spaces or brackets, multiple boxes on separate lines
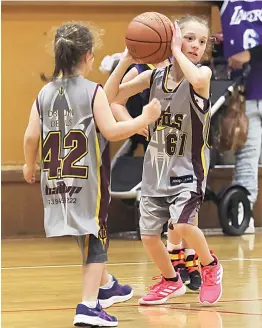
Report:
171,21,183,57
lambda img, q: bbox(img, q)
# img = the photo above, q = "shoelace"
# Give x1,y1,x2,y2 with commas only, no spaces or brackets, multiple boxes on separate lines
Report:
202,266,217,286
147,276,164,293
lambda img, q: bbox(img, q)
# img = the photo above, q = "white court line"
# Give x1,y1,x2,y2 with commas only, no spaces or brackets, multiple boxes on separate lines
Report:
1,258,262,270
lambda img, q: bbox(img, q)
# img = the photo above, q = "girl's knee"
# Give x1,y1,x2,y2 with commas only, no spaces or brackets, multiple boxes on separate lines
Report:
170,222,193,235
141,234,160,244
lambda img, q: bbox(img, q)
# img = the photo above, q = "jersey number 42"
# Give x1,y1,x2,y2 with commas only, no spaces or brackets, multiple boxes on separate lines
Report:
42,130,88,180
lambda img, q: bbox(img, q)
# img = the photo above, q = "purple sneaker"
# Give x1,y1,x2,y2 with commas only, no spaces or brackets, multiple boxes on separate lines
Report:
73,302,118,327
98,276,133,308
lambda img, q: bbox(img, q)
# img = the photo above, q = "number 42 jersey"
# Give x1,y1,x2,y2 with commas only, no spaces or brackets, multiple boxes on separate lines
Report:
141,65,211,198
37,76,110,238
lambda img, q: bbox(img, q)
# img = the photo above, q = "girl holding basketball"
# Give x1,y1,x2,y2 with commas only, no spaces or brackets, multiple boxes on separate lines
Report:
104,15,223,305
107,59,202,291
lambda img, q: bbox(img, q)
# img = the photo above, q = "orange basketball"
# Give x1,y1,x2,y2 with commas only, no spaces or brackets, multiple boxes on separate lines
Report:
125,12,173,64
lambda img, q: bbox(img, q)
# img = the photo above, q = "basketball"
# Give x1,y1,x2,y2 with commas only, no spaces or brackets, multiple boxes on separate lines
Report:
125,12,173,64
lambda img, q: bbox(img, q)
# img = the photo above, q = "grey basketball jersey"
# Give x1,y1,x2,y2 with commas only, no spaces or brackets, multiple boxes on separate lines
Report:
141,65,211,197
36,76,110,238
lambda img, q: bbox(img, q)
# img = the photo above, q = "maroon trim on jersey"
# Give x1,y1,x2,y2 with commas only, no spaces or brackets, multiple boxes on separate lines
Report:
36,97,43,121
150,69,157,89
190,104,205,194
91,83,103,133
189,84,210,114
36,97,40,115
161,65,171,93
177,191,203,224
162,64,185,94
98,141,111,228
91,83,101,112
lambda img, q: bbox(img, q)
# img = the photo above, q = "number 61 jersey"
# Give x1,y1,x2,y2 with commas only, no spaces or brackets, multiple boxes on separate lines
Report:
37,76,110,238
141,65,211,197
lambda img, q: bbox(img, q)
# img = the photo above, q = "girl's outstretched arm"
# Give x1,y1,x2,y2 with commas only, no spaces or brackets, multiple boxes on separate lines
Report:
104,51,152,104
93,86,160,141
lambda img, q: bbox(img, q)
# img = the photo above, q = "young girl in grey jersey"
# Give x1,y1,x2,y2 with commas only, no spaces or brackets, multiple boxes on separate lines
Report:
104,15,223,306
109,58,202,290
23,22,161,327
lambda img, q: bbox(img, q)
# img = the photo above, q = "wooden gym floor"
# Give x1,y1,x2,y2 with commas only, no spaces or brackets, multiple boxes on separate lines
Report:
2,233,262,328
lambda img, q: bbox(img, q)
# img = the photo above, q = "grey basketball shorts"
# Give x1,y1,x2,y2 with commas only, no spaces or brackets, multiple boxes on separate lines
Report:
74,233,108,264
139,191,203,235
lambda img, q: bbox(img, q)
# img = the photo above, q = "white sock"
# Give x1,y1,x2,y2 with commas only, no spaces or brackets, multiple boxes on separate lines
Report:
82,300,97,308
100,274,114,289
167,240,183,252
184,248,195,258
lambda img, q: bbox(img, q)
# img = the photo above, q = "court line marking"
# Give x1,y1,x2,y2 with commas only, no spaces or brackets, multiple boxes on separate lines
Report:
166,306,262,317
2,300,262,316
1,258,262,270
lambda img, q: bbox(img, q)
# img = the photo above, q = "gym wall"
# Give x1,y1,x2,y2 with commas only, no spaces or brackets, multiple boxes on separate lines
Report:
2,1,261,237
2,1,211,164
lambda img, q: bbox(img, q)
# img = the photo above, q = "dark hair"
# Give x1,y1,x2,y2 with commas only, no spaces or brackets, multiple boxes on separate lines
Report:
41,22,94,81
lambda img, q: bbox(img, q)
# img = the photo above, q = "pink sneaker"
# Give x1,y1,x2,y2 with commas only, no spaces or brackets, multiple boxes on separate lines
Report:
199,255,223,305
138,275,186,305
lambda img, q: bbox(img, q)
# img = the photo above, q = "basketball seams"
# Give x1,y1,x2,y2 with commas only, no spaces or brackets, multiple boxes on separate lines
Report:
127,19,162,59
131,46,163,60
133,20,162,41
125,38,170,44
125,12,172,63
129,18,163,60
153,12,169,62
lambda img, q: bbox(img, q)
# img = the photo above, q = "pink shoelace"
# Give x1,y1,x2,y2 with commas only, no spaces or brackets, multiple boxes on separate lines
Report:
202,266,218,286
148,276,165,293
